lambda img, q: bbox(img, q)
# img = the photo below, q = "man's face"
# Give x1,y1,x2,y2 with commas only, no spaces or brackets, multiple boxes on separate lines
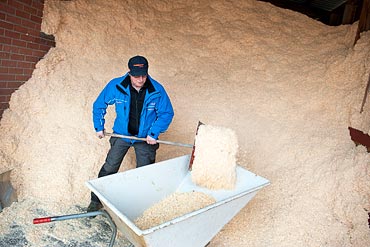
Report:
130,74,147,90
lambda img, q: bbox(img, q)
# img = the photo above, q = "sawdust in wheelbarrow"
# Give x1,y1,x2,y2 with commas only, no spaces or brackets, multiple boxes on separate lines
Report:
191,124,238,190
134,191,215,230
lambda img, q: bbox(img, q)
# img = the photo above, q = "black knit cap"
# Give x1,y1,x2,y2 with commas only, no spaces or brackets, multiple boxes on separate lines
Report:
128,55,149,76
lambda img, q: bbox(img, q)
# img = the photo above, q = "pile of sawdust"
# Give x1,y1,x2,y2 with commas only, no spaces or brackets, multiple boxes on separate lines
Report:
0,0,369,246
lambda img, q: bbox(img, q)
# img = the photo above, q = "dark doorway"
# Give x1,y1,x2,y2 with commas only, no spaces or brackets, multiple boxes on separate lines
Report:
259,0,363,26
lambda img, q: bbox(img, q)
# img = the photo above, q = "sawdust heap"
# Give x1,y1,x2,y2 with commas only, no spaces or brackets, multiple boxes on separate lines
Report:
0,0,369,246
134,191,216,230
191,125,238,190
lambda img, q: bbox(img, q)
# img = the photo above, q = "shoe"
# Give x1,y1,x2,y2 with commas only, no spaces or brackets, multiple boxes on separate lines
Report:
87,201,103,212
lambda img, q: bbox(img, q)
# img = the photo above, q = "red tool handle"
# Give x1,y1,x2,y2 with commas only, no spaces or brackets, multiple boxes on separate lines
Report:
33,217,52,224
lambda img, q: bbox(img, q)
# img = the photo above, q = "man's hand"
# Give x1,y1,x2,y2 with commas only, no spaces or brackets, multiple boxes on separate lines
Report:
96,130,105,139
146,135,157,145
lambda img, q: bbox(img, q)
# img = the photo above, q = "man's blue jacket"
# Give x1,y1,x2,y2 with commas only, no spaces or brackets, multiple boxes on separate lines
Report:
93,73,174,140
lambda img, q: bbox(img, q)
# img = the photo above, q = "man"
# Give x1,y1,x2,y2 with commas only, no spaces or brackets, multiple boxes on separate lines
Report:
87,55,174,212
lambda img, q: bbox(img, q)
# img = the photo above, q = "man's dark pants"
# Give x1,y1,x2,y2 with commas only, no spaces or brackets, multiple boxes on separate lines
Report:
91,137,159,204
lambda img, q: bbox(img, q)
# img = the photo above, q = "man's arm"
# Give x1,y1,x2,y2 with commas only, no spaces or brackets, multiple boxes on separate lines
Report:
92,82,115,135
147,88,174,140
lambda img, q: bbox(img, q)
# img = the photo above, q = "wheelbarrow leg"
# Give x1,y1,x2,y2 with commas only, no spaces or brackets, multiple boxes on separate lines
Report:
33,210,117,247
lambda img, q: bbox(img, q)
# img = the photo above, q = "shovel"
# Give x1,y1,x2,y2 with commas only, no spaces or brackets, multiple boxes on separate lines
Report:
104,132,193,148
106,121,204,170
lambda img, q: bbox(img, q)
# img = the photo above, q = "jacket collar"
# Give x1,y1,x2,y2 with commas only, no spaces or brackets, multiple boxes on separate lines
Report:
119,74,155,94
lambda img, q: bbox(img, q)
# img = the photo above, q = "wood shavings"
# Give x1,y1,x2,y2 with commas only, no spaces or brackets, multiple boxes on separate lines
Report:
134,191,215,230
191,125,238,190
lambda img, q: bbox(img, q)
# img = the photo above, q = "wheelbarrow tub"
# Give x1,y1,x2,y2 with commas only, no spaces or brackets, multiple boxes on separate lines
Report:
86,155,269,247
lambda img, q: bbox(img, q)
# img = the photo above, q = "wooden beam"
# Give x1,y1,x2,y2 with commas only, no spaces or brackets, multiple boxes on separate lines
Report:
348,127,370,151
354,0,370,45
342,0,360,24
360,72,370,113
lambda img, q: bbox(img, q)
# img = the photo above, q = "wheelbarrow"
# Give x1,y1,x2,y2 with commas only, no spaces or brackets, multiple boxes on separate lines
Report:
34,155,269,246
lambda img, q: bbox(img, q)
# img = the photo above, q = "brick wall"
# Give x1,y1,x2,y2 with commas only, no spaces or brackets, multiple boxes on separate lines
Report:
0,0,55,119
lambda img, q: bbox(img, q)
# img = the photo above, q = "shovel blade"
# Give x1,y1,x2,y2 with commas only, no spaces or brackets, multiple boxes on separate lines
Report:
188,121,204,170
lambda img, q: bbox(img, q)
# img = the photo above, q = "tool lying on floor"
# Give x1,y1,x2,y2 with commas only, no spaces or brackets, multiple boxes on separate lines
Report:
33,210,117,247
104,132,193,148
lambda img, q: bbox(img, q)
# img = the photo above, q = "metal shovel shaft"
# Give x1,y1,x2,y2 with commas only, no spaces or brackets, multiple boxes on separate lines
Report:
33,211,103,224
105,133,193,148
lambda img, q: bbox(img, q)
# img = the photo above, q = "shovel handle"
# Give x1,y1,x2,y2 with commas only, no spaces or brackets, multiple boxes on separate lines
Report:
105,133,193,148
33,211,107,224
33,211,117,247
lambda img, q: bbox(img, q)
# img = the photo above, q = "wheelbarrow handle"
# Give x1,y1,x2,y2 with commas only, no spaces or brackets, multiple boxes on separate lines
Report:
105,132,193,148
